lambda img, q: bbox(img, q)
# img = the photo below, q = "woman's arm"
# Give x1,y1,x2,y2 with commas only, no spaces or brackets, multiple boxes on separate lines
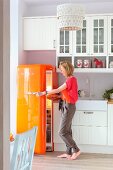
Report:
36,83,67,96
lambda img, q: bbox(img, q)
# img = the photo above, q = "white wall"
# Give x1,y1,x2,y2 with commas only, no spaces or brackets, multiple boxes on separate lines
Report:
23,2,113,101
76,73,113,99
18,0,28,64
10,0,27,133
24,2,113,16
10,0,19,134
10,0,113,133
58,72,113,100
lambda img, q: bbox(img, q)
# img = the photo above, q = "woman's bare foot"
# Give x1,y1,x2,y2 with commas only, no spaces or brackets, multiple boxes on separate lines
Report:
57,153,71,158
68,151,81,160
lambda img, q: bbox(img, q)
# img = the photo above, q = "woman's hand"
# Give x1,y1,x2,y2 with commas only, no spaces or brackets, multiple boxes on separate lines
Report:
47,93,61,101
36,91,46,97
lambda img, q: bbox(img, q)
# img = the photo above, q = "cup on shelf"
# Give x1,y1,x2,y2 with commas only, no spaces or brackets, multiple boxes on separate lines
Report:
83,59,90,68
76,59,83,68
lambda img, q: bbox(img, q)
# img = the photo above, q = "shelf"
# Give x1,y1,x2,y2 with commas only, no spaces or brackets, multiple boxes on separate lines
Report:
74,68,113,73
57,68,113,73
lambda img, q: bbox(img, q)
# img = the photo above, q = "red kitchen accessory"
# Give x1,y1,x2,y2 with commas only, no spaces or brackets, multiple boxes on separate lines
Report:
76,59,83,68
94,58,103,68
83,59,90,68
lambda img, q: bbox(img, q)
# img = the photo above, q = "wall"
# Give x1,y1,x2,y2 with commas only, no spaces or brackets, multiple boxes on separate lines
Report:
58,73,113,99
10,0,27,133
76,73,113,99
0,0,10,169
25,50,56,66
24,0,113,100
10,0,19,134
18,0,28,64
11,1,113,133
24,2,113,16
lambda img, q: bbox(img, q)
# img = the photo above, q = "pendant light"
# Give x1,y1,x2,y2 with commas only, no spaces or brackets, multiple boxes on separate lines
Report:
57,3,85,30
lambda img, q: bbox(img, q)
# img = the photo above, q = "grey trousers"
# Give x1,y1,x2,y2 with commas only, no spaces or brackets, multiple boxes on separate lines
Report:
58,101,80,155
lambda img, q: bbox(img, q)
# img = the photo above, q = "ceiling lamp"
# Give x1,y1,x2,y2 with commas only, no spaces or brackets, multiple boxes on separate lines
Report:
57,3,85,31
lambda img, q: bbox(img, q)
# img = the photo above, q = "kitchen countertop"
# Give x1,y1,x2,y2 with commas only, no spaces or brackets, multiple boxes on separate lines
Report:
78,96,104,100
108,99,113,104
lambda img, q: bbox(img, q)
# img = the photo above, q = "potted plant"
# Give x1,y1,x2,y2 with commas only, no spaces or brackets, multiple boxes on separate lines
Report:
103,88,113,100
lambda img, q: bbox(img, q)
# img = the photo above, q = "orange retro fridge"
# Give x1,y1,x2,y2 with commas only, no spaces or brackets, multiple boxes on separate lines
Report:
16,64,58,154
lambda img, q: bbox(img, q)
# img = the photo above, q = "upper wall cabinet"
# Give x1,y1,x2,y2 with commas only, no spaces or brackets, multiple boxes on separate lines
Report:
56,30,72,56
73,18,89,56
23,16,57,50
108,16,113,56
56,15,113,72
108,16,113,71
72,16,107,57
57,16,107,56
89,16,107,56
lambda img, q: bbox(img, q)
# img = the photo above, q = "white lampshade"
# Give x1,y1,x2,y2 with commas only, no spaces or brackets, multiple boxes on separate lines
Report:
57,3,85,30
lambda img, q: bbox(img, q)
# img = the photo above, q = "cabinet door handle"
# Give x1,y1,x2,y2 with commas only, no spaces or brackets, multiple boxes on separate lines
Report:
84,111,93,114
53,40,56,48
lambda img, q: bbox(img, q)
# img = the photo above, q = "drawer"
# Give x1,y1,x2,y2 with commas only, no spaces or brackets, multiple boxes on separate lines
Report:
73,110,107,126
72,126,107,145
76,100,107,111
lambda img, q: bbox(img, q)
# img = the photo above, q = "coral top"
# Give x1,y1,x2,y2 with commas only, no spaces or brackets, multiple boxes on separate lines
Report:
61,76,78,104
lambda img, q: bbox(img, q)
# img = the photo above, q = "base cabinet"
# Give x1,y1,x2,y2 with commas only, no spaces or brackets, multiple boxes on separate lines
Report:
108,103,113,145
72,126,107,145
72,108,108,145
53,101,109,152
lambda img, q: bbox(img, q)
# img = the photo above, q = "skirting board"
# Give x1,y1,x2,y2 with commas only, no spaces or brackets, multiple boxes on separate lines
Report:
54,143,113,154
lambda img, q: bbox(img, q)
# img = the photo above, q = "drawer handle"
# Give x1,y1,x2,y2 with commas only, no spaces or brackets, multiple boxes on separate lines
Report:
84,111,93,114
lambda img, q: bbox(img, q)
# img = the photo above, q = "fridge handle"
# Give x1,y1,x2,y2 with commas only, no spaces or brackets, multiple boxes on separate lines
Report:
46,65,56,72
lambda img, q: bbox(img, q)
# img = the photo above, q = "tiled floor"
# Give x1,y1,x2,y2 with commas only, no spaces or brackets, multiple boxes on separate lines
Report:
32,151,113,170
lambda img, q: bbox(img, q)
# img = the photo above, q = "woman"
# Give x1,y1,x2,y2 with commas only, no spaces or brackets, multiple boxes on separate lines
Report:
36,61,80,160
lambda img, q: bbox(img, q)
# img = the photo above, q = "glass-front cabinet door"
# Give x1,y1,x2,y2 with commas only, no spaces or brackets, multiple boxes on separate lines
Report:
73,18,89,56
90,16,107,56
108,16,113,56
57,30,72,56
108,16,113,69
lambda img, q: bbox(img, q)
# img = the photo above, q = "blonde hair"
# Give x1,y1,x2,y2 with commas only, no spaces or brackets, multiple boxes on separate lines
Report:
59,61,74,76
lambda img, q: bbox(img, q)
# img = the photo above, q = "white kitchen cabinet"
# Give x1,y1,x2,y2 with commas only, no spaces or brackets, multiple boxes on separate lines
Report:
53,100,108,147
53,101,113,154
57,30,72,56
72,126,107,145
72,100,108,145
108,103,113,145
56,30,72,67
73,16,107,56
72,110,107,145
56,14,113,72
23,16,57,50
108,16,113,56
73,18,89,56
89,16,107,56
73,110,107,126
108,16,113,69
